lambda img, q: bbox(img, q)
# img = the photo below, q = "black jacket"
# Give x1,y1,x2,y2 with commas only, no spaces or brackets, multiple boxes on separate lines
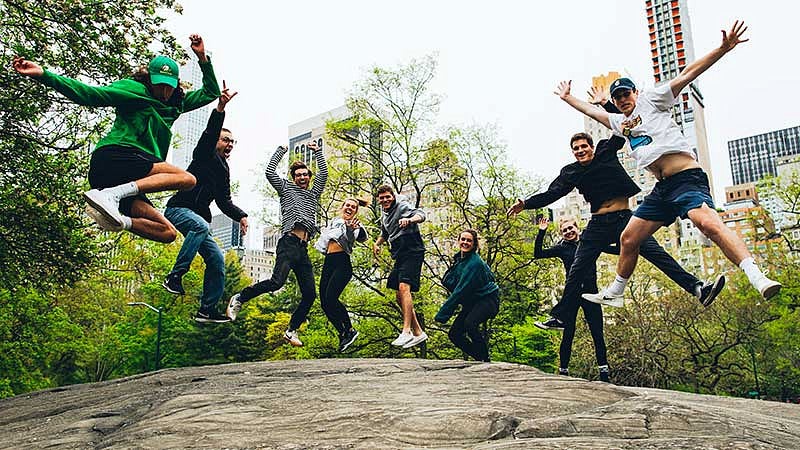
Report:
166,109,247,223
523,102,640,213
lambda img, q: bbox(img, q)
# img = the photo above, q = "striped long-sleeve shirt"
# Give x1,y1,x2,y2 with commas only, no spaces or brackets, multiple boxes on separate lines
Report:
265,146,328,237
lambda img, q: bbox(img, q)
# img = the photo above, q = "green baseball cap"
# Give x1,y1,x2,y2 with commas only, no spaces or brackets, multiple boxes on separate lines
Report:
148,55,179,88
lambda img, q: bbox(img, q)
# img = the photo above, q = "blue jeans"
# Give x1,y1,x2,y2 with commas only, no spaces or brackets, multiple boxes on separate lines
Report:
164,207,225,311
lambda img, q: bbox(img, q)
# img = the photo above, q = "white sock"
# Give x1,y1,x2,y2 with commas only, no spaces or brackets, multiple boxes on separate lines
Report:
103,182,139,201
120,215,132,230
606,275,629,296
739,257,766,286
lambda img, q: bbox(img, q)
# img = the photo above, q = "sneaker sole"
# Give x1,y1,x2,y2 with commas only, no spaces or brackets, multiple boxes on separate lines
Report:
83,191,124,227
534,322,564,331
700,275,726,307
761,283,782,300
195,317,231,323
583,294,624,307
161,281,185,295
283,336,304,347
85,205,123,232
226,297,241,321
390,337,413,346
340,331,359,352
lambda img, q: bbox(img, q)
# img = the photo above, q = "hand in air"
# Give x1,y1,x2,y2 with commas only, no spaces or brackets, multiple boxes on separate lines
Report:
12,57,43,78
720,20,749,53
506,199,524,217
554,80,572,99
217,80,239,111
538,217,550,230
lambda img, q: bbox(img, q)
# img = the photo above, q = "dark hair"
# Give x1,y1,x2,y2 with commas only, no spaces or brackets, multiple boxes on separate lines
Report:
289,160,312,178
569,132,593,149
376,185,394,196
132,66,184,106
460,228,479,252
221,127,232,134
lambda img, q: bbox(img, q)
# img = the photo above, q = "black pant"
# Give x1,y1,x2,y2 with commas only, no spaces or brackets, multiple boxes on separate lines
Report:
240,234,316,330
551,209,699,322
448,291,499,362
319,252,353,334
560,300,607,369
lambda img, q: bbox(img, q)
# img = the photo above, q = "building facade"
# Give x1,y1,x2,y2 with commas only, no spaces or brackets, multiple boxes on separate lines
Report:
728,126,800,185
170,51,216,170
210,213,242,252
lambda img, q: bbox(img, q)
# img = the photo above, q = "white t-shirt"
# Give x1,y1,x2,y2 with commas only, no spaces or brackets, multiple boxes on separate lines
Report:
608,83,695,171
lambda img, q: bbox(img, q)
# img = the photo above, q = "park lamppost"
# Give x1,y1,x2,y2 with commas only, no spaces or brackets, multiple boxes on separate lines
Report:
127,302,163,371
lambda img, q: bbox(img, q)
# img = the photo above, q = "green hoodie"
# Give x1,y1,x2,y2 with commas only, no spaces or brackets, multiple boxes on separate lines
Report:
435,251,499,323
38,60,220,161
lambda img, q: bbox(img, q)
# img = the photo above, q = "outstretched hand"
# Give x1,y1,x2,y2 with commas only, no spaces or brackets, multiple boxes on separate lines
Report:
720,20,749,53
12,57,43,78
506,199,524,217
189,34,207,62
587,86,608,105
538,217,550,230
554,80,572,99
216,80,238,111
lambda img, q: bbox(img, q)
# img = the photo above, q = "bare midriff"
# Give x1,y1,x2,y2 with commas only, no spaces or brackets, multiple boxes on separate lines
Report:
647,152,701,180
290,227,309,242
593,197,630,215
326,240,345,254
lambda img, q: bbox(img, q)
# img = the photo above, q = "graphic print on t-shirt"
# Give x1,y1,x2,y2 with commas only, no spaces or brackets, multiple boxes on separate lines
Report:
620,115,653,150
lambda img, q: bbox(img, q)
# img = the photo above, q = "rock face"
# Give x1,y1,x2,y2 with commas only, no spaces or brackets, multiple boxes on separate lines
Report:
1,359,799,449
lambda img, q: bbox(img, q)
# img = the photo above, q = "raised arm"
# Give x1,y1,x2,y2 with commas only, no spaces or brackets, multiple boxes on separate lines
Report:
670,20,748,97
533,219,560,259
183,34,221,112
192,81,237,160
507,168,576,217
310,141,328,197
556,80,611,129
265,146,288,194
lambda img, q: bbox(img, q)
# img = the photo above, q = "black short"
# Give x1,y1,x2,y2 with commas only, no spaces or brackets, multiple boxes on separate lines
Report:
88,145,159,215
387,251,425,292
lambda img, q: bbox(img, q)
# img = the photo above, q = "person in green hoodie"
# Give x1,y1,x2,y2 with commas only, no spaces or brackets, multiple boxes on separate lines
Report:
12,34,220,243
435,229,500,362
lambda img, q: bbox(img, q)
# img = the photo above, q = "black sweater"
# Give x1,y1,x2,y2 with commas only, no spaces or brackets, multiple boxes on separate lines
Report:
167,109,247,223
523,103,640,213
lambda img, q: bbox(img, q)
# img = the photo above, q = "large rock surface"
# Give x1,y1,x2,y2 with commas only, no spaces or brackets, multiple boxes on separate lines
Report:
1,359,799,449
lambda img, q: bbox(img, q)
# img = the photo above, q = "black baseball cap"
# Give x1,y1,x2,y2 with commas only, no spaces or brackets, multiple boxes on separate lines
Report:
610,77,636,96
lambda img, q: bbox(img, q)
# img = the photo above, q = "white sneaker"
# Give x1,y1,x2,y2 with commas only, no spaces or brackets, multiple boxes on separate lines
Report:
390,331,413,346
85,205,123,232
283,329,303,347
754,276,781,300
402,332,428,349
582,290,624,307
226,293,243,321
84,189,124,228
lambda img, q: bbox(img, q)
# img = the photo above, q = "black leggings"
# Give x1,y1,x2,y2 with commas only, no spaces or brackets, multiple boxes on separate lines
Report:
560,299,607,369
448,292,499,362
319,252,353,334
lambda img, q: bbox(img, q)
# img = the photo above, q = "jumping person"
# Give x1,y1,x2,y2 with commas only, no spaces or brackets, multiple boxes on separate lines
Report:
226,143,327,348
507,90,722,330
314,198,369,352
434,229,499,362
12,35,220,242
534,217,609,382
373,185,428,349
161,83,247,323
555,21,781,303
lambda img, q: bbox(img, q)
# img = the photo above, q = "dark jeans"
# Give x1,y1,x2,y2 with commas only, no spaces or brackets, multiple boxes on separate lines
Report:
320,252,353,334
551,209,700,323
240,234,316,330
560,300,607,369
448,291,499,362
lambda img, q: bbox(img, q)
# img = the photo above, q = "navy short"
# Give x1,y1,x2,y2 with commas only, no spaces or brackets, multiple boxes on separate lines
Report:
88,145,159,215
633,168,715,224
387,251,425,292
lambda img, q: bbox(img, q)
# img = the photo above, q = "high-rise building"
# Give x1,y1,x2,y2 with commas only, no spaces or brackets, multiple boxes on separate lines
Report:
645,0,714,198
210,213,242,252
728,126,800,185
170,51,215,170
240,248,276,283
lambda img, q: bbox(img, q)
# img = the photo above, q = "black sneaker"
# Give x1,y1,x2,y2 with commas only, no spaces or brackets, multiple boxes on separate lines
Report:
698,275,725,307
534,317,564,331
558,368,570,376
195,309,231,323
338,328,359,352
163,273,185,295
599,367,610,383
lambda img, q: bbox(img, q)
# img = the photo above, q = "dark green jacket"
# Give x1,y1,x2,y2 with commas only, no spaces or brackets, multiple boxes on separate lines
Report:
435,251,499,323
38,60,219,161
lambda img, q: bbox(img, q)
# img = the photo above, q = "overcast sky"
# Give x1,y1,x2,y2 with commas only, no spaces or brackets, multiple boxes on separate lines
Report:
166,0,799,225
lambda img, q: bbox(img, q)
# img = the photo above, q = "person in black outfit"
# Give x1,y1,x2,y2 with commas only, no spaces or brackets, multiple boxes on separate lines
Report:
162,83,248,323
534,217,609,382
507,88,723,330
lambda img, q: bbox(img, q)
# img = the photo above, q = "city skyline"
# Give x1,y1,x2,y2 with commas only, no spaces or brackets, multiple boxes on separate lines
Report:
165,1,799,224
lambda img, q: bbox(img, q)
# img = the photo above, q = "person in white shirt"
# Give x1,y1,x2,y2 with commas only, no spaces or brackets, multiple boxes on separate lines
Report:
554,20,780,302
